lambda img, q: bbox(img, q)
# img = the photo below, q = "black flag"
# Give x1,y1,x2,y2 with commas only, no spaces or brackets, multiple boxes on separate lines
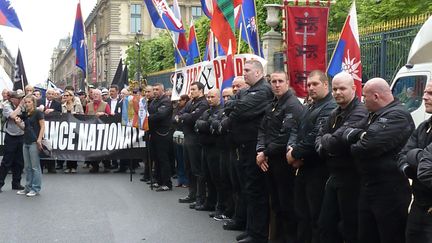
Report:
119,64,128,88
13,49,28,91
111,58,123,86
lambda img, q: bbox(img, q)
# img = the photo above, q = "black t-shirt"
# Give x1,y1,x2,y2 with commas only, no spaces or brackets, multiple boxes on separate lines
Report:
23,110,44,144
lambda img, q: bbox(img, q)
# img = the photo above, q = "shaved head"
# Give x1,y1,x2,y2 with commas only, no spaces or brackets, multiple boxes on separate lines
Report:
332,72,356,108
207,88,220,106
333,72,354,86
363,78,394,112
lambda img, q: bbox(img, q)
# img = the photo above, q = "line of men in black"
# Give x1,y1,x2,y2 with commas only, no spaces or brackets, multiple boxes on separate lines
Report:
147,58,432,243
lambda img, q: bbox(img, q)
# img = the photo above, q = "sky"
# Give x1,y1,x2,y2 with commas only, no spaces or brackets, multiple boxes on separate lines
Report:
0,0,97,85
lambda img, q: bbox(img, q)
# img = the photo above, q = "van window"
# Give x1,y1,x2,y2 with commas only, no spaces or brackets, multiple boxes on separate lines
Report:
392,75,427,112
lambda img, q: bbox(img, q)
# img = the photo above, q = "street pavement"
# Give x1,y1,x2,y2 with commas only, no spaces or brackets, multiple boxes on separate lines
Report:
0,167,238,243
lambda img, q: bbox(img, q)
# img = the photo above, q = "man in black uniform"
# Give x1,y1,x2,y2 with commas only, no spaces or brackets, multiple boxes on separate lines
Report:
148,83,173,191
221,60,273,243
315,72,368,243
344,78,414,243
177,82,209,207
255,71,304,242
400,81,432,243
286,70,336,243
222,77,250,231
195,89,222,211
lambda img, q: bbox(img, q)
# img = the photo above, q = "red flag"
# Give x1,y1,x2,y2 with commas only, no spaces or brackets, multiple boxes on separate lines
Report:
285,6,329,98
210,0,237,55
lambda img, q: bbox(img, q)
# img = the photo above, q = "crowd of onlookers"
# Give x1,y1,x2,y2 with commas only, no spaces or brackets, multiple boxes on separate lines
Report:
2,58,432,243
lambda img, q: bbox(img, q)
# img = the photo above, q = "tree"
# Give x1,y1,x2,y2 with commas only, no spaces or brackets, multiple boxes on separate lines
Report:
125,0,432,74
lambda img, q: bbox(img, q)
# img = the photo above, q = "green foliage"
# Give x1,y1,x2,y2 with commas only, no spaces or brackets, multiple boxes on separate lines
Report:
125,32,174,78
329,0,432,33
125,0,432,74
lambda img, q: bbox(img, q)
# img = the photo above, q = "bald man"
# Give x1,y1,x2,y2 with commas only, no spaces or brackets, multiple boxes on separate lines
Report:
232,76,249,95
315,72,368,243
343,78,414,243
222,88,233,103
195,89,224,211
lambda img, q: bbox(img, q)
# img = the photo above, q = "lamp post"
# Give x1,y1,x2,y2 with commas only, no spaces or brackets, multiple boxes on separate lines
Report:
135,30,143,88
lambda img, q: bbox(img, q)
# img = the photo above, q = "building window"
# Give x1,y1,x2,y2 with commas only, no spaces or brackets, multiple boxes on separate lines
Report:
191,6,202,19
131,4,142,33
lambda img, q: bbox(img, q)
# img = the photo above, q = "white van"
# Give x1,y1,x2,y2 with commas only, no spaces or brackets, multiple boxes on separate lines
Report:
390,16,432,127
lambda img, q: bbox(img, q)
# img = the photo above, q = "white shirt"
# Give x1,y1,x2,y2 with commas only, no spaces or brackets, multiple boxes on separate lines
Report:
110,97,118,115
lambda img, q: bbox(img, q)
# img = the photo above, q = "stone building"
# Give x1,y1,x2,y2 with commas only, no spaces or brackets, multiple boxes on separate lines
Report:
50,0,202,89
0,36,16,82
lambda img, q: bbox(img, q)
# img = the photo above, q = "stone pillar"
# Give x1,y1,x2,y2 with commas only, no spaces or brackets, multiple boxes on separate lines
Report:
262,4,283,75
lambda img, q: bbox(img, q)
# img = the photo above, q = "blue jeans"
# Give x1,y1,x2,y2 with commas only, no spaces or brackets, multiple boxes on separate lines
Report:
174,143,188,185
22,143,42,193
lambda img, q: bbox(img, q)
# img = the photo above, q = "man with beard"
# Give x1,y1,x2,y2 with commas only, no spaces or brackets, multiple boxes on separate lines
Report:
286,70,336,243
315,72,367,243
148,83,173,191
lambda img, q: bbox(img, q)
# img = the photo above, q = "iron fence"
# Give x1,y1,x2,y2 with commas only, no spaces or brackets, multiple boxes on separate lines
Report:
275,24,422,83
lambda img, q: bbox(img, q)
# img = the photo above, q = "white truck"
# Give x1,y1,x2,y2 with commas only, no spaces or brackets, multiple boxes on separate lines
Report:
390,16,432,127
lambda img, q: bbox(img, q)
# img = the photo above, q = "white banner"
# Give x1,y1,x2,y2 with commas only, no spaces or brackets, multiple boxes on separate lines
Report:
171,54,267,100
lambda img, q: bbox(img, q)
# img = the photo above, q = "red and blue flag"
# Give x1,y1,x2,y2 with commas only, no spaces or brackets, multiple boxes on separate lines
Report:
0,0,22,31
172,0,188,64
71,2,87,77
327,2,362,97
144,0,184,33
221,41,234,99
237,0,261,56
187,19,200,65
200,0,213,19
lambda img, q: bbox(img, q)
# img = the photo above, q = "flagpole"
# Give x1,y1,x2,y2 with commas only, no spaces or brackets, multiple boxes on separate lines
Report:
252,0,262,57
237,23,242,54
215,38,219,57
325,3,350,75
149,0,187,66
190,18,202,62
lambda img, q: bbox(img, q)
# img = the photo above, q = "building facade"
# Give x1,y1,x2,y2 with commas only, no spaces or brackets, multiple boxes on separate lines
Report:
0,36,16,82
50,0,202,89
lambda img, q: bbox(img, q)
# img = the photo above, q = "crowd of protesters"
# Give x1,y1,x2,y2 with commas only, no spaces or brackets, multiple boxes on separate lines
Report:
0,59,432,243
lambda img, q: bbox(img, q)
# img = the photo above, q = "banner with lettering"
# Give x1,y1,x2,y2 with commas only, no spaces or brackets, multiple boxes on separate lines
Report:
171,54,267,100
0,113,147,161
285,6,329,97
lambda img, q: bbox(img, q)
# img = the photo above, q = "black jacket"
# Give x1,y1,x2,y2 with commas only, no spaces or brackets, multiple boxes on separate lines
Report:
228,78,273,145
351,100,415,182
148,95,173,135
290,92,337,167
316,97,368,173
43,99,62,113
178,96,209,143
195,105,222,146
106,97,123,115
257,90,304,157
399,117,432,206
